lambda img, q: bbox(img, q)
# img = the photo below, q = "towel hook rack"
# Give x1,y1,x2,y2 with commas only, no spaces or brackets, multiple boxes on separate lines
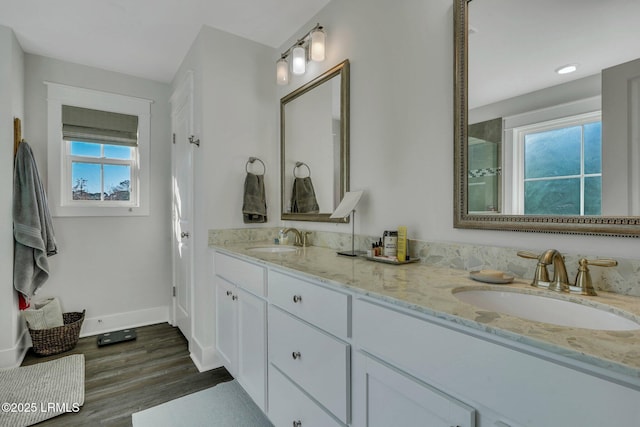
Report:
246,157,266,175
188,135,200,147
293,161,311,178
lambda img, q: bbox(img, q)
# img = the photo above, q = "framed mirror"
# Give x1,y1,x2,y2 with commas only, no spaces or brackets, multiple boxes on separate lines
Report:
454,0,640,236
281,59,350,222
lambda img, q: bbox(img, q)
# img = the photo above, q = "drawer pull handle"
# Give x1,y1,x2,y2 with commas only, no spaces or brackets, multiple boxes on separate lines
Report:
293,421,302,427
232,295,238,301
226,290,232,296
292,351,301,360
292,295,302,303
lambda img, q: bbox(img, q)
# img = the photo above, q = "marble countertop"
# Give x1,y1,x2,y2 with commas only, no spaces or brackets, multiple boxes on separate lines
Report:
213,242,640,384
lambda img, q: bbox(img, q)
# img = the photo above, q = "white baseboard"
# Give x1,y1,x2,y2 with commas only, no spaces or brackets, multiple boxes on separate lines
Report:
80,305,170,337
0,327,31,369
189,335,223,372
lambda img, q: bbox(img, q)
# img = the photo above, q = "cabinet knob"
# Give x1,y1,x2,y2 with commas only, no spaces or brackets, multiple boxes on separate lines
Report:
226,290,232,296
292,421,302,427
292,295,302,303
232,295,238,301
180,231,190,238
292,351,301,360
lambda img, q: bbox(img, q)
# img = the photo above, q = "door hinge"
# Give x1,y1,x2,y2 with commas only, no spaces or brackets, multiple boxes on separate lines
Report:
172,133,176,144
172,286,176,297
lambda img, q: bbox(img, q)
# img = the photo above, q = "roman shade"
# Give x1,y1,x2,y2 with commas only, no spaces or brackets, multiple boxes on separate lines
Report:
62,105,138,146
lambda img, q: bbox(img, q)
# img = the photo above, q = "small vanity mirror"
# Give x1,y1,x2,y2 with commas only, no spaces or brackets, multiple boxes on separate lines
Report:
454,0,640,235
281,60,350,222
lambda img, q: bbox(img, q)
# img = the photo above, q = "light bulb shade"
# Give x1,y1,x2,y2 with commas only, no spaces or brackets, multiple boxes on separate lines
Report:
292,45,306,75
276,58,289,85
310,27,326,62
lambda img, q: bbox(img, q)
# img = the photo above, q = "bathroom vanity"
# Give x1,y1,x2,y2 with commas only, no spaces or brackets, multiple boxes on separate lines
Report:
212,243,640,427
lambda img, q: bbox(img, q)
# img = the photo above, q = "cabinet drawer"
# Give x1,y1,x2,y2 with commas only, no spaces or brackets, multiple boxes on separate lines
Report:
215,251,266,296
269,270,350,338
269,307,350,423
268,365,342,427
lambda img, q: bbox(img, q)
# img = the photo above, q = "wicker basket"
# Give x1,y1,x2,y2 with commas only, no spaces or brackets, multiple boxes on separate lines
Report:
28,310,85,356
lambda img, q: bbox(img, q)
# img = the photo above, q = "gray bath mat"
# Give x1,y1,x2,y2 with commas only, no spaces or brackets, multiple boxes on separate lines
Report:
0,354,85,427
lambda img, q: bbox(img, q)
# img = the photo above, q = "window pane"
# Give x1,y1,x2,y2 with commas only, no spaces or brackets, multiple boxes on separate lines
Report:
584,176,602,215
70,141,101,157
71,162,101,200
584,122,602,174
524,178,580,215
104,144,133,160
524,126,581,179
104,164,131,201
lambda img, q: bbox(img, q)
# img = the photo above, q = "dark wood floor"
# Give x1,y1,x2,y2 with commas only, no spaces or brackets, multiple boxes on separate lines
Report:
21,323,233,426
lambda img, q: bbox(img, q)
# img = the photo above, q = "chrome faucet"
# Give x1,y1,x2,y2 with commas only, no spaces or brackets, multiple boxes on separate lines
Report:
282,228,303,247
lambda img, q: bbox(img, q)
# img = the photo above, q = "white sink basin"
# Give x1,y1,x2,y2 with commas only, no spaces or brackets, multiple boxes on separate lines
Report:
454,289,640,331
246,245,298,253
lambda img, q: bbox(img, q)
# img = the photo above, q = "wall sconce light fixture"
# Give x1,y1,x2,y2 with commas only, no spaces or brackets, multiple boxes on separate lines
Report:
276,23,326,85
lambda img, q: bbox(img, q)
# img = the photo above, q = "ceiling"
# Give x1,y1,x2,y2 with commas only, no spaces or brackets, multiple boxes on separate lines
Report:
468,0,640,109
0,0,330,83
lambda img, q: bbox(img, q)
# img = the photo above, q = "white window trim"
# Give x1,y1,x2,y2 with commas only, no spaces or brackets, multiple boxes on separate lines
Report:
502,96,601,214
46,82,152,217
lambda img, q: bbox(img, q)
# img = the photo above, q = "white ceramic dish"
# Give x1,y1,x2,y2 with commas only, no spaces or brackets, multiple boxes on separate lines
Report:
469,270,514,284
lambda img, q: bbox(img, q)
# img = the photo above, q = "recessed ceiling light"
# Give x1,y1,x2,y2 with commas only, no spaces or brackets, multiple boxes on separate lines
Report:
555,64,578,75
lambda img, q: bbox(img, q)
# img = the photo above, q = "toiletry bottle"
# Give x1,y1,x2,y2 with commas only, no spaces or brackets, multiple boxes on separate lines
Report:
397,226,407,262
383,230,398,257
279,229,288,245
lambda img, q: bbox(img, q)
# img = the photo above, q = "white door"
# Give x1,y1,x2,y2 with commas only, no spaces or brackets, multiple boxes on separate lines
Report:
171,72,194,339
215,276,237,376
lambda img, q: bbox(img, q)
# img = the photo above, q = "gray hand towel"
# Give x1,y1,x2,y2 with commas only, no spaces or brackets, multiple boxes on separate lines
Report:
243,172,267,223
13,141,58,300
291,177,320,213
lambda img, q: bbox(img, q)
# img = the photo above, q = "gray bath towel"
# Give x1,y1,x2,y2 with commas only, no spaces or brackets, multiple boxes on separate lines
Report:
243,172,267,223
291,177,320,213
13,141,58,300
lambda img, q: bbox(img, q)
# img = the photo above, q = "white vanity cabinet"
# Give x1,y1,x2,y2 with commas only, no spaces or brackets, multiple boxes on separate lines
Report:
212,247,640,427
352,297,640,427
214,252,267,411
267,270,351,426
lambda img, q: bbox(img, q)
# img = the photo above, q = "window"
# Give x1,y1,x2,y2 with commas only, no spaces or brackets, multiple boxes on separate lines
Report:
514,112,601,216
46,83,151,217
62,105,139,206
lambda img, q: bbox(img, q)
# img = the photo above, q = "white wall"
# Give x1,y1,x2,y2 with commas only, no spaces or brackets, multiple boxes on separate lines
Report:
23,54,173,336
171,25,275,369
0,25,26,368
276,0,640,259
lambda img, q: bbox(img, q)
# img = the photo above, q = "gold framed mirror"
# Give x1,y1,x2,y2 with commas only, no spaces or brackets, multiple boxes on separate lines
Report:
454,0,640,236
281,59,350,223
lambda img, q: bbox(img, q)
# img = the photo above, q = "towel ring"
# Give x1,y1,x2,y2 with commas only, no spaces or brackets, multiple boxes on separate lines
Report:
293,161,311,178
246,157,266,175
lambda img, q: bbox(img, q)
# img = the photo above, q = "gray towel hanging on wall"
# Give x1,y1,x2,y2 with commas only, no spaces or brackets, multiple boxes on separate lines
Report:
243,157,267,223
13,141,58,300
